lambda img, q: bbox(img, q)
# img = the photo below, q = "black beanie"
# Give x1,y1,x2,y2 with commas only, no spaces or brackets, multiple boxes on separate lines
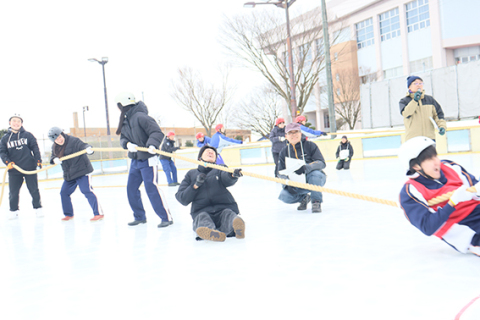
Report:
198,145,218,161
407,76,422,88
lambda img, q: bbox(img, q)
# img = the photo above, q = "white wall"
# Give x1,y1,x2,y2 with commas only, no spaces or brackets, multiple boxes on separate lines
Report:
357,45,377,76
381,36,403,70
439,0,480,40
407,27,433,61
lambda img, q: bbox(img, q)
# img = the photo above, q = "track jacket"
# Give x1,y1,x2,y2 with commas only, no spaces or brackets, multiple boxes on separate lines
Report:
196,136,211,148
210,132,242,153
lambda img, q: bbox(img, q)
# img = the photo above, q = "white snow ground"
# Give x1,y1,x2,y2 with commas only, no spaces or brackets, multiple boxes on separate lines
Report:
1,153,480,320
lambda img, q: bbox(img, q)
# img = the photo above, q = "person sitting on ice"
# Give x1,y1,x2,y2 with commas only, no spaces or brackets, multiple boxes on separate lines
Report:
175,145,245,242
209,124,242,165
295,115,328,139
277,122,327,213
398,136,480,257
335,135,354,170
195,132,211,148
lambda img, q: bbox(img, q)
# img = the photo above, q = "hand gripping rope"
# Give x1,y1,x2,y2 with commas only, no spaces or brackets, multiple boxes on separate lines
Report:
0,147,477,209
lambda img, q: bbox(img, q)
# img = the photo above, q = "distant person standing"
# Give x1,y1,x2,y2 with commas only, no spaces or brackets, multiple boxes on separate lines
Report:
269,117,287,177
160,131,180,186
0,115,43,219
335,136,354,170
115,92,173,228
196,132,211,148
399,75,447,141
209,124,242,165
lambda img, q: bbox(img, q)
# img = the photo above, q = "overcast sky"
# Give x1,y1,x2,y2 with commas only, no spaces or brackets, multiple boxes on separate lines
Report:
0,0,324,148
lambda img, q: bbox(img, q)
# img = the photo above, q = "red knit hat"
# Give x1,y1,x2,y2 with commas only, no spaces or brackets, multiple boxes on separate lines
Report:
167,131,175,137
295,115,306,123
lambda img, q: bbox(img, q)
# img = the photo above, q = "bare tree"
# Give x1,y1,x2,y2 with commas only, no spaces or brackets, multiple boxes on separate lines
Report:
170,67,233,136
232,84,282,139
333,69,361,130
220,8,341,119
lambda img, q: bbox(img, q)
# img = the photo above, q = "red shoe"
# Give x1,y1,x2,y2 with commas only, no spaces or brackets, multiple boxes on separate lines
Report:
90,215,104,222
61,216,74,221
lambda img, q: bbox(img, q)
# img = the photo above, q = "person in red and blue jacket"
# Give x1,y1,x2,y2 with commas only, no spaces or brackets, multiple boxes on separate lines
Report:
398,136,480,257
209,124,242,165
196,132,211,148
295,115,328,139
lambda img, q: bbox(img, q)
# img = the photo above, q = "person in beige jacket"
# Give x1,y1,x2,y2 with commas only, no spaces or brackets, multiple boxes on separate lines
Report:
399,76,446,141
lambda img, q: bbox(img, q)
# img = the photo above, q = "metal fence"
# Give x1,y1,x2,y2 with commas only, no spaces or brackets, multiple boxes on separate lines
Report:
360,60,480,129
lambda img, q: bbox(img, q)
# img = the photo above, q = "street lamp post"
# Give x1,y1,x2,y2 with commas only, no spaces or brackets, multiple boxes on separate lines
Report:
244,0,298,120
88,57,112,146
82,106,89,138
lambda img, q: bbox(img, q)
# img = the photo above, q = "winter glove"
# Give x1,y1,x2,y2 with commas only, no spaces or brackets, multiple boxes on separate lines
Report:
148,145,157,155
53,158,62,165
37,160,42,169
294,165,306,175
413,90,422,102
232,168,243,178
195,173,207,188
285,185,297,195
439,127,446,135
86,146,94,155
473,182,480,200
449,184,474,207
279,137,285,142
127,142,138,153
345,157,350,162
6,162,15,170
321,132,328,136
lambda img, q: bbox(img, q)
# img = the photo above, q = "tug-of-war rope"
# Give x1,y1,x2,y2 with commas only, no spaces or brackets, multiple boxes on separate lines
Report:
0,146,477,208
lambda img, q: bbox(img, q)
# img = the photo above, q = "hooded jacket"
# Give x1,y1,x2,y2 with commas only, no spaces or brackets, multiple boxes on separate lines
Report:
50,134,93,182
160,138,180,161
0,127,41,173
335,140,354,160
269,126,287,154
119,101,164,160
399,90,446,141
277,136,326,176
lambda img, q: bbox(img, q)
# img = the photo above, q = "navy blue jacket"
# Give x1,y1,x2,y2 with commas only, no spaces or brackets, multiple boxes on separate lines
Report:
50,134,93,182
269,126,286,154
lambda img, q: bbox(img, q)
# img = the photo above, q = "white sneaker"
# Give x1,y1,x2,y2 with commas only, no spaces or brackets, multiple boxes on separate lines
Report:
7,210,19,220
35,208,44,218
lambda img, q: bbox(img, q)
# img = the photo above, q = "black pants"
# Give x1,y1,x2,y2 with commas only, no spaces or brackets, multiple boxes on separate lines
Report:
192,209,237,237
336,160,351,170
272,152,280,177
9,172,42,211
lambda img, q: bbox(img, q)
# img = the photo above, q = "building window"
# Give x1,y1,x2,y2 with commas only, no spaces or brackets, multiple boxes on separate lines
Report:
406,0,430,33
379,8,400,41
336,73,340,81
323,112,330,128
383,66,403,79
410,56,433,73
356,18,374,49
299,43,312,68
455,55,480,64
334,52,338,61
315,38,324,57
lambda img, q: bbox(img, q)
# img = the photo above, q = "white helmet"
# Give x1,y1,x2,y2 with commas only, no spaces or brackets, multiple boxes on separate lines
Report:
115,92,136,107
398,136,436,175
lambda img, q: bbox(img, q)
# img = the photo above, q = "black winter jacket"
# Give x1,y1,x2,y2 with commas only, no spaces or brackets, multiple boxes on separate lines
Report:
50,134,93,181
269,126,287,154
119,101,164,160
160,138,180,160
335,141,354,160
175,165,239,220
278,137,326,176
0,127,41,174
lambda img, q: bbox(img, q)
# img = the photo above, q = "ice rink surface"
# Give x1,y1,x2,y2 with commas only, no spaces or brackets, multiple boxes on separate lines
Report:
1,153,480,320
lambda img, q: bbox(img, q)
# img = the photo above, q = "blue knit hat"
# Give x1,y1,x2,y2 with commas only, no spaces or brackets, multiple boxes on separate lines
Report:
407,76,423,88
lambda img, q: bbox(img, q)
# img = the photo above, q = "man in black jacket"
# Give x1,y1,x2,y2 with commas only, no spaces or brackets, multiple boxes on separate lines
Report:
278,123,327,213
115,92,173,228
160,131,180,186
175,145,245,242
0,115,43,219
48,127,103,222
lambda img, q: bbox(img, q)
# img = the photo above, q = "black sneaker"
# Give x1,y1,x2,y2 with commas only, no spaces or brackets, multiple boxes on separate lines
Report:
128,220,146,226
158,220,173,228
297,194,311,210
312,201,322,213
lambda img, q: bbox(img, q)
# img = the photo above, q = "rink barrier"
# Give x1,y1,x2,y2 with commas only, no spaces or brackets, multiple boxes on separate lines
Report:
1,147,477,209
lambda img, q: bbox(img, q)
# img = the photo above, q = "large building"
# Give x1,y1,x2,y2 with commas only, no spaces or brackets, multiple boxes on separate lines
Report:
282,0,480,131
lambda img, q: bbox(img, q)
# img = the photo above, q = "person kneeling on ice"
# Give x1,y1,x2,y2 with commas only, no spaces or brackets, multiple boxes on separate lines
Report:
398,136,480,257
277,123,327,213
175,145,245,242
48,127,104,222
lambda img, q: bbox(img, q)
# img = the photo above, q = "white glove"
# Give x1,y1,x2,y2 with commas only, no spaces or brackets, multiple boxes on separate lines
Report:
148,145,157,155
280,137,285,142
473,182,480,200
53,157,62,165
127,142,138,153
449,184,474,207
86,147,94,155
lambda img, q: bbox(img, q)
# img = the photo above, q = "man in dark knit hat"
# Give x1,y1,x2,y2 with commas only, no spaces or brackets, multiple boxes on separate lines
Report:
175,145,245,242
399,75,446,141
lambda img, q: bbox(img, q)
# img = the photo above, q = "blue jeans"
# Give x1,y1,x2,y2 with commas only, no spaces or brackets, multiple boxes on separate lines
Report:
278,170,327,203
128,159,172,222
61,175,101,216
160,159,177,184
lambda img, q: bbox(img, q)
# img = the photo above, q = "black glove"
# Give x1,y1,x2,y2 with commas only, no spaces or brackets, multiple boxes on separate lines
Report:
321,132,328,136
232,168,243,178
294,165,306,175
195,173,206,188
413,90,422,102
286,186,297,194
